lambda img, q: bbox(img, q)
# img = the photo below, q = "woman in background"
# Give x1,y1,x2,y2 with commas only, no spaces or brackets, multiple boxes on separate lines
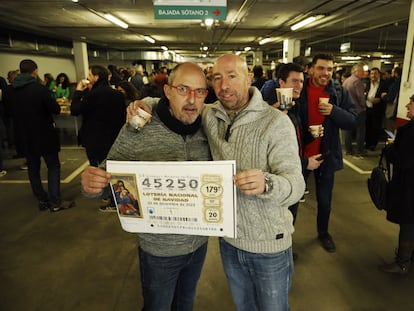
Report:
54,72,70,101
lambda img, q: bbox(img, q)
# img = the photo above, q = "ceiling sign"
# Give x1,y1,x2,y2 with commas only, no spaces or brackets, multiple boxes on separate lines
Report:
154,0,227,20
340,42,351,53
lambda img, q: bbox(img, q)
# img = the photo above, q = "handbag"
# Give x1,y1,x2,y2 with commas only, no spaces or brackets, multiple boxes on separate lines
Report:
367,147,391,211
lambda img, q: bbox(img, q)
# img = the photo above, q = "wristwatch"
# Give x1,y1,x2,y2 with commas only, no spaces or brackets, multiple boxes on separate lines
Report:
264,176,273,193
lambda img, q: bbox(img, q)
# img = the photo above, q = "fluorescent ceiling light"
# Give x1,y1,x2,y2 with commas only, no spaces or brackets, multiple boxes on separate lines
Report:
161,46,168,51
341,56,362,60
235,51,242,55
259,37,272,45
291,16,316,31
103,13,128,29
144,35,156,44
205,19,214,27
244,46,251,51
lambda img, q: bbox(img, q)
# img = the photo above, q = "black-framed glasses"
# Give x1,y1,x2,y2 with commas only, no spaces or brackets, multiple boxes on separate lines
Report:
170,85,208,98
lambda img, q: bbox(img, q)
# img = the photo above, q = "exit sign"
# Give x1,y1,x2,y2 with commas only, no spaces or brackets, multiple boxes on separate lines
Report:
154,0,227,20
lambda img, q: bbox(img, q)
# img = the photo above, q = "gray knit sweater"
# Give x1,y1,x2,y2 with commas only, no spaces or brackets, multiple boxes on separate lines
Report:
105,104,211,257
203,87,305,253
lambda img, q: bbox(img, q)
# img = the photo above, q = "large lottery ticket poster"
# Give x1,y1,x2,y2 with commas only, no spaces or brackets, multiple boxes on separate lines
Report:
106,160,237,238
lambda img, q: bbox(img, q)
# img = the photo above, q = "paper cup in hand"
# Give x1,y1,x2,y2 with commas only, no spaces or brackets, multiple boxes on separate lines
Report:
319,97,329,105
309,125,321,138
128,108,151,132
276,88,293,110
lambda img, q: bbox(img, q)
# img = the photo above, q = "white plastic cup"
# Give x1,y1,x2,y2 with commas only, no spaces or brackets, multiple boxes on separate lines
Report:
309,125,321,138
128,108,151,132
276,88,293,110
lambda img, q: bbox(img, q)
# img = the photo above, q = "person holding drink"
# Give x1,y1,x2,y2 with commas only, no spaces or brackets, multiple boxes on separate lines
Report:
298,53,357,252
272,63,325,260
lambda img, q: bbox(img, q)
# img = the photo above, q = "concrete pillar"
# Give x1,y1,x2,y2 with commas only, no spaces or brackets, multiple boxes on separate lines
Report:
254,51,263,66
283,39,300,63
73,41,89,81
396,0,414,125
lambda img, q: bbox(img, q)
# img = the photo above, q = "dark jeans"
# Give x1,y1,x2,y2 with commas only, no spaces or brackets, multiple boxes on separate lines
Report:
365,105,385,148
288,202,299,225
399,224,414,242
26,152,61,205
305,168,335,236
138,243,208,311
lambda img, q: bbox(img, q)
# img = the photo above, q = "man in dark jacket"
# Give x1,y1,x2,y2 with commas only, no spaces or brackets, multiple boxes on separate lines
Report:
299,53,357,252
7,59,74,212
71,65,126,167
380,94,414,274
71,65,126,212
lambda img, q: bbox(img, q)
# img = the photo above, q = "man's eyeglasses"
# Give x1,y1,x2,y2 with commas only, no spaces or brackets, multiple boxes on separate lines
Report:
171,85,208,98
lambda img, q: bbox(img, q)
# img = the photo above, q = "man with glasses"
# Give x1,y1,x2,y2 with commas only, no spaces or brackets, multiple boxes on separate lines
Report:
80,62,211,311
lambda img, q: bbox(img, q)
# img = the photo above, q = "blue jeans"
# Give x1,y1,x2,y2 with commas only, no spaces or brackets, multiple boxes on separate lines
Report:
219,238,294,311
138,242,208,311
26,152,61,205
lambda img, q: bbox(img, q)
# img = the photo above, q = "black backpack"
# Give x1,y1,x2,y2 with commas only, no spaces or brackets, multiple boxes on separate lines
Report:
367,147,391,211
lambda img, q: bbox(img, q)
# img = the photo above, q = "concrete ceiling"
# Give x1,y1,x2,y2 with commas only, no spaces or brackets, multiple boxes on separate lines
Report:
0,0,411,63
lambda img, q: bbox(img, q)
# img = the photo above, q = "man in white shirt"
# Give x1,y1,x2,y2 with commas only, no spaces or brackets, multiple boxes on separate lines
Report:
365,67,387,151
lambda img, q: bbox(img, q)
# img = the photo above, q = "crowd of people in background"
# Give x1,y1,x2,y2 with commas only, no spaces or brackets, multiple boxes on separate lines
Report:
0,57,406,214
252,59,402,159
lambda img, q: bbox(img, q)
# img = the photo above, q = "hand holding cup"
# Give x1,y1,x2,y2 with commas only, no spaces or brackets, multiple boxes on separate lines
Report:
128,107,151,132
309,124,324,138
76,79,91,91
318,97,332,115
276,88,293,110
